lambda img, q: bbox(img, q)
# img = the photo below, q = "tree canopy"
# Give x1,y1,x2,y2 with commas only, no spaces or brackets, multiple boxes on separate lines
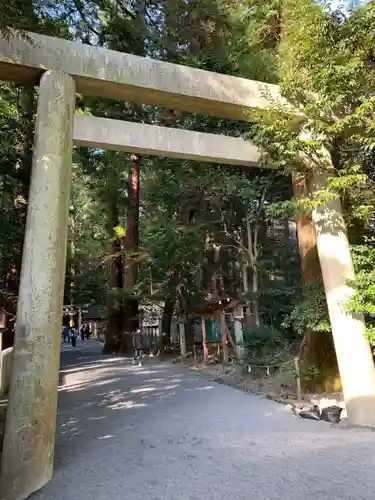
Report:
1,0,375,390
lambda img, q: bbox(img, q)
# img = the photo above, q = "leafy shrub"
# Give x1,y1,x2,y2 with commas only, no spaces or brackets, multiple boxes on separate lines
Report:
243,324,286,365
282,280,330,336
346,239,375,343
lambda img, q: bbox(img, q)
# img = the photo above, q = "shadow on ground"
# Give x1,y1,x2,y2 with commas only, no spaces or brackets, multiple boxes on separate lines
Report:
31,341,375,500
54,342,209,470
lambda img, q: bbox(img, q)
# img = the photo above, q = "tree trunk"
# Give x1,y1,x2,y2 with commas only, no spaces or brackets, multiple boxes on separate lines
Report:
186,316,195,350
245,213,261,328
64,213,75,306
242,265,251,326
121,155,141,354
103,201,124,355
252,263,260,328
162,298,175,343
293,172,340,393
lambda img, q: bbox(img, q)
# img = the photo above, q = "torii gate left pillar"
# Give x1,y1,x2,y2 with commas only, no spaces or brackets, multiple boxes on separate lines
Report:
0,71,75,500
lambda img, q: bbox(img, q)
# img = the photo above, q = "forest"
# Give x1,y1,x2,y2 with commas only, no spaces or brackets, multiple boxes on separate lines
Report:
1,0,375,393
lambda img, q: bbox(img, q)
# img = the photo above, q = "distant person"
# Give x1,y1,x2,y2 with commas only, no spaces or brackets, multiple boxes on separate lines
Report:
80,324,85,342
132,329,144,366
63,325,71,343
71,328,77,347
85,323,91,340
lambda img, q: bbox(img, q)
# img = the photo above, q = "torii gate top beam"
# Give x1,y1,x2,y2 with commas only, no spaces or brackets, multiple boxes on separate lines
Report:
0,32,285,121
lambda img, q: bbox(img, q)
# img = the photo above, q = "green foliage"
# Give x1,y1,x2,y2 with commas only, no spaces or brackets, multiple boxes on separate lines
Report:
69,164,107,305
282,280,331,335
6,0,375,357
112,225,127,240
0,0,300,339
244,324,283,350
243,0,375,345
243,324,291,365
0,83,32,288
347,239,375,342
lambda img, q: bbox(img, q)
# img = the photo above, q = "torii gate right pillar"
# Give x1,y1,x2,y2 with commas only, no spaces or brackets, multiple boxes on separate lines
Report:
311,171,375,427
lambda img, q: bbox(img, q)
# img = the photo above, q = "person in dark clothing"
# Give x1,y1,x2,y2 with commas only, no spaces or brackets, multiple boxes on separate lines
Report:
71,328,77,347
132,329,144,366
63,325,71,343
80,325,85,342
85,324,91,339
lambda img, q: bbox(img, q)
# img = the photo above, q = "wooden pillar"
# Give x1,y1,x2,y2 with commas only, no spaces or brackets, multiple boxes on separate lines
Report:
220,313,229,363
77,307,82,335
233,308,245,359
201,318,208,363
179,316,187,360
234,320,244,359
311,170,375,427
0,71,76,499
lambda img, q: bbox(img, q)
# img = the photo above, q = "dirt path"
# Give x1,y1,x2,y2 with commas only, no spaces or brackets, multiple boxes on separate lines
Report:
32,340,375,500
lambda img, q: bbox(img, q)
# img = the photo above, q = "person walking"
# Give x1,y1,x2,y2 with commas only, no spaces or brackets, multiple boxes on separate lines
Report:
80,324,85,342
71,328,77,347
132,329,144,366
85,323,92,340
63,325,71,343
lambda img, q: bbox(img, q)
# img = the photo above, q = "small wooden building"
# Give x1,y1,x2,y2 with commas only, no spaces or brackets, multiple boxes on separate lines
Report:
178,296,241,363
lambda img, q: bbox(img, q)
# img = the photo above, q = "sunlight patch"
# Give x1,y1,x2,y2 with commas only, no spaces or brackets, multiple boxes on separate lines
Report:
98,434,114,440
108,400,147,410
130,386,157,394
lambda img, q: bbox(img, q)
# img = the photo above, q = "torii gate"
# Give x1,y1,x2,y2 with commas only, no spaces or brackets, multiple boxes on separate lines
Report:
1,32,375,500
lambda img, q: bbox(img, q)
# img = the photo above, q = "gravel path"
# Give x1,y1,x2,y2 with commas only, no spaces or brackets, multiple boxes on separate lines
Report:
33,340,375,500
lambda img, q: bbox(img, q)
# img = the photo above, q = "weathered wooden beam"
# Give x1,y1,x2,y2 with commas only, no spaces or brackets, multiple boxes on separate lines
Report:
0,32,285,120
73,115,263,167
